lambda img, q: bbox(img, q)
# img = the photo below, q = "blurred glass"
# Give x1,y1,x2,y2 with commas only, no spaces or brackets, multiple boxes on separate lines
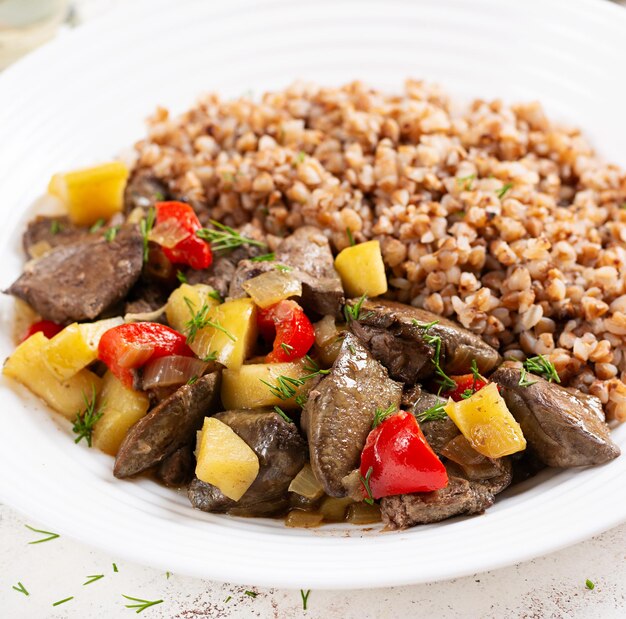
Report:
0,0,69,70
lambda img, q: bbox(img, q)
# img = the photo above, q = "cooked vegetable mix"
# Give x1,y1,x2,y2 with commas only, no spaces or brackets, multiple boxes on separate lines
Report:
2,137,622,532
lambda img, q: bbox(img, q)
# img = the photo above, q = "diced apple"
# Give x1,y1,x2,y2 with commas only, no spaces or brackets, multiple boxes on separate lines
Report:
92,371,150,456
334,240,387,297
195,417,259,501
48,161,129,226
3,331,102,420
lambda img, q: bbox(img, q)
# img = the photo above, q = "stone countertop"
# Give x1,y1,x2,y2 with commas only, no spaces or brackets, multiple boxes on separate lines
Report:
1,504,624,618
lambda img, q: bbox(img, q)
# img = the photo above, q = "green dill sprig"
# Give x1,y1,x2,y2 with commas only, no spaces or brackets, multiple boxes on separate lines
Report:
415,401,448,423
251,252,275,262
360,466,375,505
518,366,538,388
113,563,119,573
50,219,62,235
372,404,397,429
260,375,303,400
183,297,236,344
25,524,59,544
456,173,476,191
275,264,292,272
72,385,104,447
274,406,293,423
52,597,73,607
139,207,155,262
343,294,368,322
523,354,560,383
176,270,188,284
104,226,119,242
12,582,29,596
244,590,258,598
153,191,165,201
302,355,331,378
411,318,439,331
89,218,105,233
122,594,164,613
280,342,294,354
187,375,199,385
300,589,311,610
461,358,484,398
208,289,223,303
225,595,232,603
496,182,513,199
346,227,356,246
585,579,595,590
415,322,456,391
83,574,104,586
196,220,267,252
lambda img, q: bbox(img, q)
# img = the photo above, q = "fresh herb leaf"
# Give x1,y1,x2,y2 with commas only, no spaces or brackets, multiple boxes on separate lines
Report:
122,594,164,613
244,590,258,598
295,393,308,407
260,375,303,400
416,401,448,423
165,572,172,579
25,524,59,544
360,466,375,505
208,289,223,303
300,589,311,610
411,319,439,331
275,264,292,272
83,574,104,586
274,406,292,423
496,182,513,199
523,354,560,383
197,220,267,252
456,173,476,190
302,355,331,380
343,294,368,322
346,227,355,246
139,207,155,262
72,385,104,447
280,342,294,354
50,219,61,235
184,297,236,344
113,563,119,573
348,343,355,354
415,322,456,391
52,597,73,607
105,225,119,242
460,389,475,400
12,582,29,596
89,218,105,233
518,366,538,387
251,252,275,262
372,404,396,428
176,270,188,284
585,579,595,590
187,375,198,385
224,595,232,603
153,191,165,201
202,352,218,362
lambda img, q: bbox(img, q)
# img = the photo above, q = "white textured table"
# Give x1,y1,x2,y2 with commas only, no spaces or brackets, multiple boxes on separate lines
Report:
1,504,624,618
0,2,625,617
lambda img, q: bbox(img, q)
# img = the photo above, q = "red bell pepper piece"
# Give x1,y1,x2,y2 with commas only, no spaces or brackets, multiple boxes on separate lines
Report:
359,411,448,500
21,320,63,342
98,322,193,388
443,374,489,402
257,300,315,363
155,201,212,270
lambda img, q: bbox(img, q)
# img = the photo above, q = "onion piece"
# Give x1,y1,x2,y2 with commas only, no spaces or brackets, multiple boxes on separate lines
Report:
142,355,210,390
441,434,502,480
318,496,353,523
242,270,302,308
148,218,189,248
345,502,382,525
285,509,323,528
288,464,324,500
124,304,167,323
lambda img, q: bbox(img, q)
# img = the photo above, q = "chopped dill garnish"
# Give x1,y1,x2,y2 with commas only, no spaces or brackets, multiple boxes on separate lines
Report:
585,579,595,590
139,207,155,262
153,191,165,201
225,595,232,603
104,226,119,242
346,227,355,246
176,270,188,284
251,252,275,262
518,366,538,388
25,524,60,544
343,294,368,322
275,264,292,272
50,219,61,235
260,375,303,400
197,220,267,252
372,404,397,429
202,352,218,362
122,594,164,613
208,289,223,303
496,182,513,199
415,401,448,423
183,297,235,344
83,574,104,586
456,173,476,190
12,582,29,596
89,218,105,233
72,385,104,447
414,322,456,391
412,318,439,331
244,590,258,598
187,375,198,386
52,597,73,607
274,406,293,423
300,589,311,610
523,354,560,383
360,466,375,505
112,563,119,573
280,342,294,354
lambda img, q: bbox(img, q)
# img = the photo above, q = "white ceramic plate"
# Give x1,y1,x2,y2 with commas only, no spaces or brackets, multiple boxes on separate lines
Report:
0,0,625,590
